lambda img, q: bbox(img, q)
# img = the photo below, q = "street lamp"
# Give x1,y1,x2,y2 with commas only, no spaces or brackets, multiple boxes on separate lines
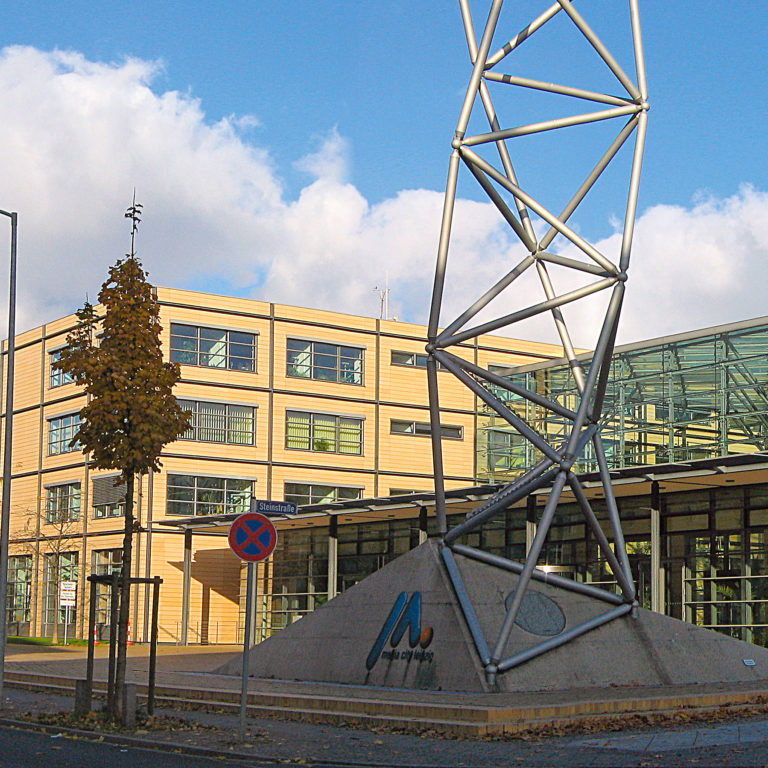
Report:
0,210,17,705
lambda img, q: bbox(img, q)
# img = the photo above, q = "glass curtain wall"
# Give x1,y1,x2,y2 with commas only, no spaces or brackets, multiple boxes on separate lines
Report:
478,323,768,482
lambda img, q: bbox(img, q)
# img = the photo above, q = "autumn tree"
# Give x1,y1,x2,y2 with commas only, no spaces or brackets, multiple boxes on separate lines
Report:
56,201,190,722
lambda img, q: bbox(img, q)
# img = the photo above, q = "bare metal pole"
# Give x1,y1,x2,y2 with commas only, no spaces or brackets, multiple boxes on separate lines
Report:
0,210,17,706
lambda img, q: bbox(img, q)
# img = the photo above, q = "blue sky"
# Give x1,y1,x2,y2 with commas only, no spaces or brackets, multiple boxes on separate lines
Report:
0,1,766,343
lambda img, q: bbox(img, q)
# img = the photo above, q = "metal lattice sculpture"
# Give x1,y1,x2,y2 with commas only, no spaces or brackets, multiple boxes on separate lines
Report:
426,0,649,684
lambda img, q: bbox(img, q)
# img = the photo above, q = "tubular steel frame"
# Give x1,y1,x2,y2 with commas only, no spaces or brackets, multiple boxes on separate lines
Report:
427,0,649,685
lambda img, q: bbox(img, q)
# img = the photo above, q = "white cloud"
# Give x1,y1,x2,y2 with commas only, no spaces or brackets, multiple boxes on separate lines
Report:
0,45,765,357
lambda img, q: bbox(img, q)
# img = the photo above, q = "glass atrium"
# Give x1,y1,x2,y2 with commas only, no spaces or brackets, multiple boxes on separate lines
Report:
477,318,768,482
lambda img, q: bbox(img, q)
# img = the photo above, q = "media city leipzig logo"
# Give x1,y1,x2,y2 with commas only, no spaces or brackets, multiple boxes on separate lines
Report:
365,591,434,671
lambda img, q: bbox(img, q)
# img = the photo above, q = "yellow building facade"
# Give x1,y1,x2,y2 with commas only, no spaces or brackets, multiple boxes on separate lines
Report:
2,287,561,644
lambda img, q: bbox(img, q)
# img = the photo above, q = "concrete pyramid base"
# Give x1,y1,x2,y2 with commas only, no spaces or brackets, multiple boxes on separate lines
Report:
218,540,768,693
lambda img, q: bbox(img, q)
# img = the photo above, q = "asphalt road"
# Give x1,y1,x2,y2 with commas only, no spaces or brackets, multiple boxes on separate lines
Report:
6,719,768,768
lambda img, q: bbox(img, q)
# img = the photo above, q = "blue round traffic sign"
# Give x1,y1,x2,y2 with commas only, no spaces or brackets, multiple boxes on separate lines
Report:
228,512,278,562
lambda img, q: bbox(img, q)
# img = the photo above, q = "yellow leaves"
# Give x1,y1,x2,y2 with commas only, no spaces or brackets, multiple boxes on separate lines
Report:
58,256,190,476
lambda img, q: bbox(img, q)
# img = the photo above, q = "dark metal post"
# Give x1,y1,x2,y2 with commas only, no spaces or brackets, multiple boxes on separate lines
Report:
0,210,17,705
106,573,119,716
86,576,97,694
180,529,192,645
147,576,160,715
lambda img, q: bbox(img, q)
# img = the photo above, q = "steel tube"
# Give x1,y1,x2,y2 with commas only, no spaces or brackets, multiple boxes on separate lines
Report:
483,71,633,107
562,284,624,462
536,250,615,277
477,79,537,243
441,546,490,665
593,436,635,594
619,110,648,272
458,0,478,63
450,543,625,605
435,351,563,464
459,146,618,273
463,156,537,251
462,104,639,145
497,603,632,672
568,473,635,598
445,464,558,544
540,116,639,250
428,151,461,339
426,356,447,535
0,210,17,705
630,0,649,101
439,254,536,340
436,276,617,346
556,0,641,100
490,471,568,663
449,353,577,420
535,260,586,393
486,2,563,66
454,0,503,140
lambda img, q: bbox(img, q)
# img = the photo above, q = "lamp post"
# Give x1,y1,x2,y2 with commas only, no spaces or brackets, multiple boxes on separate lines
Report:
0,210,17,705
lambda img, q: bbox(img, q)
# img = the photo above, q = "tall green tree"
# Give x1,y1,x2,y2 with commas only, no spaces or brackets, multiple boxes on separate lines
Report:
57,202,189,722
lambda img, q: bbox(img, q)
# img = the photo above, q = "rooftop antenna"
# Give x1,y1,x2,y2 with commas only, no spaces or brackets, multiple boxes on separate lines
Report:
125,189,143,258
373,273,390,320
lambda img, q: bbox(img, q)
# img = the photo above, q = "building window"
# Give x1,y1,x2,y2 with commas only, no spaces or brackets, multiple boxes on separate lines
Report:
170,323,256,372
390,419,463,440
285,411,363,455
177,400,256,445
92,475,126,518
166,474,253,517
486,429,525,471
286,339,363,385
92,549,123,628
7,555,32,625
284,483,364,506
390,351,443,370
43,552,78,631
45,482,81,524
49,349,74,388
48,414,81,455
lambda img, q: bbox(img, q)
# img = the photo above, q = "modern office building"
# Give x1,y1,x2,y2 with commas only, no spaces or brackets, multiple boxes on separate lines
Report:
5,291,768,647
0,287,560,643
241,315,768,646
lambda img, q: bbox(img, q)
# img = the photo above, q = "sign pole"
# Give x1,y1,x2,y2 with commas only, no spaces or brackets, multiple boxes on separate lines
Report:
64,605,69,646
239,560,255,740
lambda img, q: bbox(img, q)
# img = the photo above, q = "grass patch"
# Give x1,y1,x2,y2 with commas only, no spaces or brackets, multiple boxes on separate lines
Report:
8,636,89,646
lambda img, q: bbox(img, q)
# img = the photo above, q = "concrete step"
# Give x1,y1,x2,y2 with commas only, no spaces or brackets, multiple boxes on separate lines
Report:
7,670,768,737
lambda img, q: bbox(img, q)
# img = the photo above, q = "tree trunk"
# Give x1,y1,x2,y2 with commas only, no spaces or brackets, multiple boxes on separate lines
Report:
114,474,134,724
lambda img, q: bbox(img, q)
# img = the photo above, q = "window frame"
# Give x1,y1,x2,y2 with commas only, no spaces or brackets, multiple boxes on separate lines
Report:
177,399,257,446
390,350,444,370
45,481,81,524
390,419,463,440
170,323,257,372
48,413,81,455
49,348,75,389
166,473,254,517
285,410,363,455
286,338,364,386
283,482,364,507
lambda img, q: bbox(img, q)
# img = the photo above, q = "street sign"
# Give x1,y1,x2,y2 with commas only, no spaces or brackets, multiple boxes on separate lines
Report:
59,580,77,608
253,498,298,516
228,512,278,563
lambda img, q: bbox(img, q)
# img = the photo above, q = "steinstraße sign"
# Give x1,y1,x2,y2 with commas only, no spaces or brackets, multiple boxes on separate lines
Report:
228,512,278,563
253,499,297,516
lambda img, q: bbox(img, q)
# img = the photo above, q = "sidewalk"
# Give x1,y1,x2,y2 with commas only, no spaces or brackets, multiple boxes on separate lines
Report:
6,643,768,767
